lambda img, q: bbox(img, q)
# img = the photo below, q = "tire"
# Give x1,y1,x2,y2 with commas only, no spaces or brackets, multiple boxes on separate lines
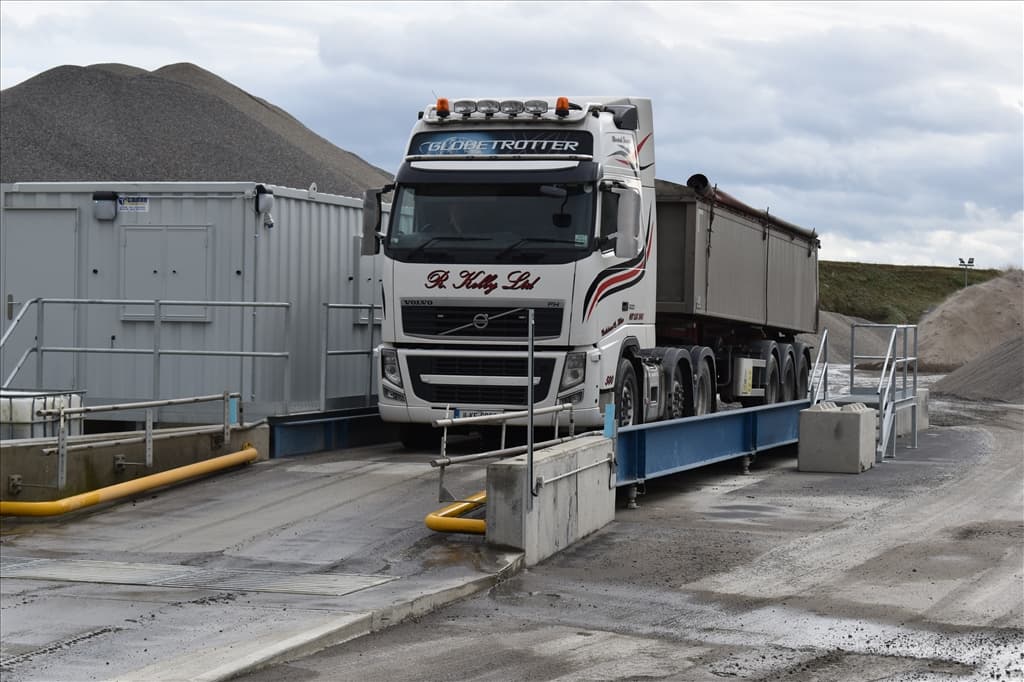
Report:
764,355,781,404
667,363,687,420
695,361,715,415
399,424,441,451
781,358,796,402
797,354,810,400
614,358,640,427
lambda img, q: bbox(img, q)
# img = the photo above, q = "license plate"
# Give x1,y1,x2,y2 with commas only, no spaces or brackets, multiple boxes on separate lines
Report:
455,409,499,418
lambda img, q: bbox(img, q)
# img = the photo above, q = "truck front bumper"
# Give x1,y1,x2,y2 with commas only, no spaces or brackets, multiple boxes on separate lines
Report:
378,346,604,428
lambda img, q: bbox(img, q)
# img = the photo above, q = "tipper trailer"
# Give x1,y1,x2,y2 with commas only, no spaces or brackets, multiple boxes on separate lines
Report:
362,96,819,448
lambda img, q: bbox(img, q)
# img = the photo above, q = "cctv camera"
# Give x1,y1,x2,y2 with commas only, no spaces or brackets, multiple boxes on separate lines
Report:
264,212,275,229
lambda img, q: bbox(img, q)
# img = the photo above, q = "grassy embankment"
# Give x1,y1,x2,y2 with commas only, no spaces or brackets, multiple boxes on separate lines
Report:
818,261,1005,324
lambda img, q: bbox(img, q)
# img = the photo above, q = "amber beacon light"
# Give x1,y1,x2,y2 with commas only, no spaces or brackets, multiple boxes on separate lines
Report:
435,97,450,118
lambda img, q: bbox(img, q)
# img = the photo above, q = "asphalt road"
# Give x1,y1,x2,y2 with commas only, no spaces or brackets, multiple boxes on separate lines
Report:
240,402,1024,681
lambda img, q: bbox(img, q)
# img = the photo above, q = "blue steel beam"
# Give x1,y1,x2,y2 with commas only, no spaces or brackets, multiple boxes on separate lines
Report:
616,400,809,487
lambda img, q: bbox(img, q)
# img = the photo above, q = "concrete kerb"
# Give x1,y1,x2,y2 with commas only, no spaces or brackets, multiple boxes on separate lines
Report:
123,550,525,682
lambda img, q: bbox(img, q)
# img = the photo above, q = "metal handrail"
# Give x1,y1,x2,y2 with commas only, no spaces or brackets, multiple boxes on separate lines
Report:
809,328,830,404
1,299,291,410
19,392,240,492
848,323,918,461
36,392,241,417
319,302,381,411
0,298,38,348
433,403,574,429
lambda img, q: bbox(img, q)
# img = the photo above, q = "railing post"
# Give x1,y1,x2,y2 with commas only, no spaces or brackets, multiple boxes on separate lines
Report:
57,405,67,490
527,308,535,511
35,299,45,388
145,408,154,468
890,365,898,459
848,324,855,393
912,326,919,449
152,300,162,411
366,303,375,408
282,305,292,415
319,303,329,412
222,391,230,447
823,332,829,401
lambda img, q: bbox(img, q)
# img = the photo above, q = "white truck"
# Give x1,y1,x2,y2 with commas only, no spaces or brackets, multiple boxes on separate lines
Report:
362,97,819,448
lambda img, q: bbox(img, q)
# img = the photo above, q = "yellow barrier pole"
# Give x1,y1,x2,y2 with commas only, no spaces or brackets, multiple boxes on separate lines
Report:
424,490,486,535
0,447,259,517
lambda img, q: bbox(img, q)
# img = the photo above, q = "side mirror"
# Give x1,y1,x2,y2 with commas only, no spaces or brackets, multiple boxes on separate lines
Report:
614,188,641,258
361,187,389,255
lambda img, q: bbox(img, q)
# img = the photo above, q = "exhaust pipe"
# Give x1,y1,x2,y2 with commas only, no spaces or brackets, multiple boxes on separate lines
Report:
686,173,714,199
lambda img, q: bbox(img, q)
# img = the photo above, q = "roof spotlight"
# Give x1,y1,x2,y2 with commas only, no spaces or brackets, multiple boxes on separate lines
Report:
524,100,548,116
476,99,500,116
453,100,477,116
500,100,525,116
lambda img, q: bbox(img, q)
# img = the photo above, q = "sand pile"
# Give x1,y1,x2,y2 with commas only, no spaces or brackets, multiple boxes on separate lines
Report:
931,336,1024,403
917,270,1023,372
0,63,392,197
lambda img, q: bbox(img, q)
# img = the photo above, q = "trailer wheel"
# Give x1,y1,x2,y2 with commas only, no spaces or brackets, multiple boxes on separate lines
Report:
399,424,441,451
781,360,796,402
667,363,687,420
797,353,810,400
694,361,714,415
764,355,781,404
615,358,640,427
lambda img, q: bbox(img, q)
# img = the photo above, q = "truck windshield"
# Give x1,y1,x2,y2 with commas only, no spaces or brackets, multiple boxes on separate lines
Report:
385,183,595,264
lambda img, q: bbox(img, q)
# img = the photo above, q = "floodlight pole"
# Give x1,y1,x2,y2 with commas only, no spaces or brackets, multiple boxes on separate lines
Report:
958,257,974,287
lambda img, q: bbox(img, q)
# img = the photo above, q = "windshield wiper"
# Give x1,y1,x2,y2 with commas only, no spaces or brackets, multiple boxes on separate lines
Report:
405,235,486,259
495,237,580,260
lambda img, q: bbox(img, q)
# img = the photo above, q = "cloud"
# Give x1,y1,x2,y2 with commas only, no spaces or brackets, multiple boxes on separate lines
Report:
1,1,1021,267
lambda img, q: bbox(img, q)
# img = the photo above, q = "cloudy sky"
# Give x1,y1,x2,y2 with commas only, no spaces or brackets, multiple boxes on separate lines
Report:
2,1,1021,267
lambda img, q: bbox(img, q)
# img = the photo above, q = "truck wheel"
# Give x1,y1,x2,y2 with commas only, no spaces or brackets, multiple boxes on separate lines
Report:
614,358,640,427
764,355,781,404
667,363,687,420
781,360,796,402
797,354,810,400
399,424,441,451
694,361,714,415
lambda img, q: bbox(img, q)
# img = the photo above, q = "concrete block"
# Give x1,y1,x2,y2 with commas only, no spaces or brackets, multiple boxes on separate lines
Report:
486,435,615,566
799,402,875,474
896,389,929,437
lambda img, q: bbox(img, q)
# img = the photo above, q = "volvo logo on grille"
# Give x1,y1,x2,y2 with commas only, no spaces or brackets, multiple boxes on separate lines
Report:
472,313,489,329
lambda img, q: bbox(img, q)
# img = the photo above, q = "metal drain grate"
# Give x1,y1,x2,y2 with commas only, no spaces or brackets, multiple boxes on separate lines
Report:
1,557,393,597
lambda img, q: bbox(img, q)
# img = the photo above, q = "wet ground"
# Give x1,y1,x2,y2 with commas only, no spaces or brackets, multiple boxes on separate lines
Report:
240,400,1024,682
2,391,1020,681
0,439,517,681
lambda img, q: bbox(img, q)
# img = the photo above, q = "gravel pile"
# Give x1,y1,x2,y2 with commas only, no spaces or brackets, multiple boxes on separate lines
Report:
931,336,1024,403
917,270,1023,372
0,63,392,197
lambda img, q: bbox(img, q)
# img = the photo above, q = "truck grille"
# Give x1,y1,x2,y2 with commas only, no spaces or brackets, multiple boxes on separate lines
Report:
407,356,556,406
402,306,563,339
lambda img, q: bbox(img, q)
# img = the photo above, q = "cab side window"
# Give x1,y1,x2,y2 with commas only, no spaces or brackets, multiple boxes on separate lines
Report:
599,190,619,245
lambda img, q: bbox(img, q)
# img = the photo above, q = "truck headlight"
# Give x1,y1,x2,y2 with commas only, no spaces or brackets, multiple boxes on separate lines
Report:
559,352,586,391
382,386,406,402
381,348,403,388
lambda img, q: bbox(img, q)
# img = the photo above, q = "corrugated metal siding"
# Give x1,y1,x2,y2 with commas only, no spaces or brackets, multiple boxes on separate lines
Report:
1,183,380,422
252,192,377,413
